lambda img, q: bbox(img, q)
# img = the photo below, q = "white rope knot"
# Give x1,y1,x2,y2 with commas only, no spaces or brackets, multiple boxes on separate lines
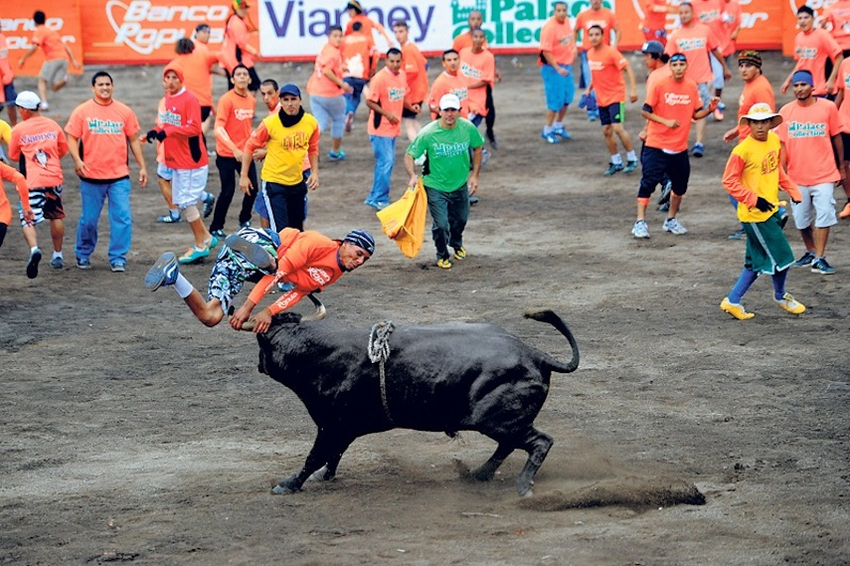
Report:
368,321,395,423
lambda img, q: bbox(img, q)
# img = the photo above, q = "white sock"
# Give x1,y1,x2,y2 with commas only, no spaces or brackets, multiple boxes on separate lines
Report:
553,121,563,129
174,273,194,299
611,153,623,165
626,150,637,162
169,208,180,219
30,246,39,253
543,125,553,134
52,250,63,259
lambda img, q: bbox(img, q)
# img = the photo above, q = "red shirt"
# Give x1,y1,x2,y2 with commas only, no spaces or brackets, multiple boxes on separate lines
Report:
214,89,256,158
367,67,408,138
9,115,68,189
777,98,842,186
159,88,208,170
64,98,141,181
645,76,702,153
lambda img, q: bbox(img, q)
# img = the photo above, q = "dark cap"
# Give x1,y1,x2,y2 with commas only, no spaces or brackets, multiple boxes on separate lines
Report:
641,40,664,55
343,229,375,255
737,50,762,69
195,23,211,32
280,83,301,97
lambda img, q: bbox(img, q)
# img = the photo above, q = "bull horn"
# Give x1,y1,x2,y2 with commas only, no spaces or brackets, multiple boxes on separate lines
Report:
241,319,256,331
302,293,327,321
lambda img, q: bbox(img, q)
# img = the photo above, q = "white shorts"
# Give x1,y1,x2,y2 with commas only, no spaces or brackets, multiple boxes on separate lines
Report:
791,183,838,230
172,166,209,208
156,162,174,181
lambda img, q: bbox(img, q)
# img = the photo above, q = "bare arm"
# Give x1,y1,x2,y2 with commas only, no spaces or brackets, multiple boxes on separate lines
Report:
128,136,148,187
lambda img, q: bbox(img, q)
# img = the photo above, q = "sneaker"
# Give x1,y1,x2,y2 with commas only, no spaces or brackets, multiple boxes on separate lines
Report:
773,292,806,314
210,229,226,239
587,112,599,122
718,100,727,111
224,233,275,270
713,108,724,121
453,246,467,260
623,160,638,174
657,180,672,205
727,228,746,240
604,162,624,176
840,201,850,219
50,256,64,269
540,131,559,144
720,297,754,320
328,150,346,160
344,112,354,133
632,220,649,239
489,136,499,150
26,248,42,279
144,252,179,291
239,220,251,228
157,213,182,223
793,251,816,267
178,246,210,264
76,257,92,270
364,200,388,211
436,258,452,269
203,193,215,218
40,102,49,111
811,257,836,275
692,142,705,158
205,235,219,250
480,148,491,168
110,262,126,273
552,126,571,140
468,196,479,205
663,217,688,235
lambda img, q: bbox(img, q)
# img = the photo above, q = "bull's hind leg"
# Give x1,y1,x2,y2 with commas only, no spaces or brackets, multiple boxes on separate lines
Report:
472,443,515,482
515,428,553,497
273,431,353,494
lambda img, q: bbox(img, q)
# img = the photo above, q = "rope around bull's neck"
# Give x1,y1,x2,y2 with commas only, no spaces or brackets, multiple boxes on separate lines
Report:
368,321,395,423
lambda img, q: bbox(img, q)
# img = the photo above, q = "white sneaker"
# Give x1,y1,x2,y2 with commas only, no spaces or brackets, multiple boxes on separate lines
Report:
663,217,688,235
632,220,649,239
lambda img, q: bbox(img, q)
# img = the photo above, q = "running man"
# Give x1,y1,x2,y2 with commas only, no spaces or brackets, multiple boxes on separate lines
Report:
394,20,429,141
17,10,81,111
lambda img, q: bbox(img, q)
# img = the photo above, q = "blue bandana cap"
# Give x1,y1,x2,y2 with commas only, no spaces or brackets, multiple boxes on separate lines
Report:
791,70,814,86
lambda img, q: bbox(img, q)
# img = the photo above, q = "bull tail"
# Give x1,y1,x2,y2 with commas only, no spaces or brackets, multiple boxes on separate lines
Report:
524,310,579,373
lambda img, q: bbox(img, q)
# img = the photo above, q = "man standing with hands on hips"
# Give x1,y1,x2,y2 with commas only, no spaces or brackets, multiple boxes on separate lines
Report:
404,93,484,270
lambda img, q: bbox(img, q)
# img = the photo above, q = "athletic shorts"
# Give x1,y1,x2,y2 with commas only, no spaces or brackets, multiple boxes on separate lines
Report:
743,213,795,274
254,171,311,220
201,106,212,122
791,183,838,230
19,186,64,226
3,82,18,107
540,64,575,112
207,226,279,313
171,166,209,208
697,82,711,109
599,102,624,126
39,59,69,85
638,146,689,199
156,162,174,181
402,101,423,119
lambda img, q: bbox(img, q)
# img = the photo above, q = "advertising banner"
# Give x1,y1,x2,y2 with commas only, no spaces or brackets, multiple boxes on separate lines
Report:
0,3,84,78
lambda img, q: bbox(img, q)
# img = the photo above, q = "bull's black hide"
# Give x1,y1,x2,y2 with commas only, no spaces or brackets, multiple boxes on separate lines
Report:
256,309,579,497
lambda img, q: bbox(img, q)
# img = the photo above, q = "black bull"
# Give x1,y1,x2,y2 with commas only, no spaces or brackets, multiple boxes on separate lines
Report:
256,309,579,496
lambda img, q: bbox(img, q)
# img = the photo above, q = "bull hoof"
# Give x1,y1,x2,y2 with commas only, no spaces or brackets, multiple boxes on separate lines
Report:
307,466,334,482
272,475,301,494
516,478,534,497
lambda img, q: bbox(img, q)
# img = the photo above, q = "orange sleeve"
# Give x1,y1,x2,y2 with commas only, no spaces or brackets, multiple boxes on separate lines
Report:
722,153,757,207
214,96,232,146
0,162,30,211
247,272,276,305
268,288,307,315
307,124,319,157
242,121,270,155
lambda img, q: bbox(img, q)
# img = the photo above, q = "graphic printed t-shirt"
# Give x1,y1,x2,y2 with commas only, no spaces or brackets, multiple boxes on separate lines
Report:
307,43,345,97
64,98,141,181
243,112,320,185
459,47,495,116
539,17,576,66
575,8,617,49
587,45,628,107
665,23,720,84
159,88,208,170
823,0,850,51
644,76,702,152
777,99,842,186
367,67,408,138
214,89,256,158
341,32,377,80
428,72,470,118
405,118,485,192
9,115,68,188
793,29,843,96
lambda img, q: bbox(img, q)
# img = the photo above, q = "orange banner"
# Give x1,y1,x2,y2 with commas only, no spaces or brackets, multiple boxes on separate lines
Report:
78,0,259,65
1,3,84,78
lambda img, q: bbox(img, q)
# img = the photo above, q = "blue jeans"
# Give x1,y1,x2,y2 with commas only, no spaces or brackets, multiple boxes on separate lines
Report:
310,94,347,139
75,177,132,264
425,184,469,260
367,135,396,205
344,77,368,115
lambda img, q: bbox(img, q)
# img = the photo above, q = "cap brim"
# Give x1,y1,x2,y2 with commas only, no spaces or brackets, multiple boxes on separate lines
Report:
739,114,782,127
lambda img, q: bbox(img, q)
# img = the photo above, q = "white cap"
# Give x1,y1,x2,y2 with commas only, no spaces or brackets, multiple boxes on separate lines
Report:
439,93,461,111
15,91,41,110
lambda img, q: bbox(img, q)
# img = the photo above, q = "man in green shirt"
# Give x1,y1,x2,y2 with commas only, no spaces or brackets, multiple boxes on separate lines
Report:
404,93,484,269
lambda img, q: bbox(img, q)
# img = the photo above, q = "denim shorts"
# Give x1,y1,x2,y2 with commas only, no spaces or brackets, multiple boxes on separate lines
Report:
540,64,575,112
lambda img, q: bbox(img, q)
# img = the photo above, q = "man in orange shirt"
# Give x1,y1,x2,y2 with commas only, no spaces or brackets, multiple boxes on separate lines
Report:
210,64,257,238
428,50,470,120
585,26,638,176
781,6,844,99
344,1,393,46
778,70,843,275
393,20,429,141
8,91,69,278
641,0,670,46
460,30,497,137
192,24,227,134
821,0,850,55
665,2,730,158
452,9,485,53
145,227,373,334
65,71,148,273
169,38,221,136
632,53,718,239
17,10,81,112
307,26,353,160
221,0,261,93
364,48,413,210
0,32,19,126
575,0,619,121
341,22,380,133
538,2,576,144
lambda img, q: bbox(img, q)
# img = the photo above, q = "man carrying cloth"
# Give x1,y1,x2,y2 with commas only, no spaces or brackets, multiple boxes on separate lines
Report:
145,227,374,334
720,103,805,320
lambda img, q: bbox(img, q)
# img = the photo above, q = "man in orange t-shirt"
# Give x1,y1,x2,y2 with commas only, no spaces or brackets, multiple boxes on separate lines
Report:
428,50,470,120
833,55,850,218
538,2,576,143
394,20,429,141
585,26,638,176
632,53,717,239
364,48,413,210
345,1,393,46
210,64,257,238
307,26,353,160
460,30,496,131
221,0,261,92
65,71,147,272
575,0,619,120
665,2,730,157
641,0,670,46
822,0,850,53
145,226,373,334
8,91,69,279
168,38,221,135
777,70,843,275
17,10,81,112
781,6,844,98
341,22,380,133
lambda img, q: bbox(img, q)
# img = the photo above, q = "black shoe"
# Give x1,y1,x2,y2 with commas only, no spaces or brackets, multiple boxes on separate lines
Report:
26,248,42,279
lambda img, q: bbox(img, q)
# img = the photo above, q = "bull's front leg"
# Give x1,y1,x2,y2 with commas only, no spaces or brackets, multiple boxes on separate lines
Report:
272,429,351,494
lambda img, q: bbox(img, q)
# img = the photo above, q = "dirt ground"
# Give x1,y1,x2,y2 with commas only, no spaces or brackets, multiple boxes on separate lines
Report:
1,51,849,565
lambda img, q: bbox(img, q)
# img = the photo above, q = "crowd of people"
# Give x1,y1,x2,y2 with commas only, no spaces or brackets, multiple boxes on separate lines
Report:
1,0,850,326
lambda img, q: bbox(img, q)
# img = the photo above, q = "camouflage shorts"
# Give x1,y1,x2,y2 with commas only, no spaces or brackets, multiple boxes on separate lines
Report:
207,227,279,313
